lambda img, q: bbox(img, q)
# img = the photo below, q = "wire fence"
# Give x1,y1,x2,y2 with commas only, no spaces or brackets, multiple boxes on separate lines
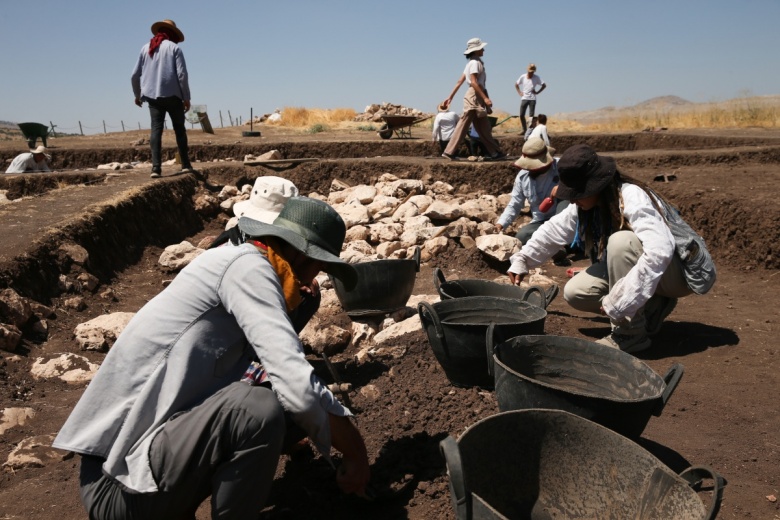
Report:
25,110,247,137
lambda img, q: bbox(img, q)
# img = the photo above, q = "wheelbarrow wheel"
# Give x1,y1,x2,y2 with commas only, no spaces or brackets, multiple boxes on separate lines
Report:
378,124,393,139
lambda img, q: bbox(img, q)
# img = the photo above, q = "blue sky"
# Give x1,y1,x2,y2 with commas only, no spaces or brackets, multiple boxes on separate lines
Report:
2,0,778,135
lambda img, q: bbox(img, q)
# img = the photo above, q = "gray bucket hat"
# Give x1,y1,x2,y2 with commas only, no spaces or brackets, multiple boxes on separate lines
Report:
238,197,358,290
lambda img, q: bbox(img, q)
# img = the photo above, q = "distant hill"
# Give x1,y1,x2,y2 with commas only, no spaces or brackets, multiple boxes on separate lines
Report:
553,94,780,125
0,120,19,130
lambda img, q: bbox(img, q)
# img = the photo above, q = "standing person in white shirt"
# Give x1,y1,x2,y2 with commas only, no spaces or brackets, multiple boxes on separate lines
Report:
432,102,460,154
507,144,715,354
529,114,550,146
439,38,506,161
515,63,546,135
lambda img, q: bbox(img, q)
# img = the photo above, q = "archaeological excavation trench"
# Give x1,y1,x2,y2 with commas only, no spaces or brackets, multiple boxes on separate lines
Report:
0,131,779,519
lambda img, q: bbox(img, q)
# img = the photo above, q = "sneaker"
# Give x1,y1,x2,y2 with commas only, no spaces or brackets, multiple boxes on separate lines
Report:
596,333,652,354
442,152,456,161
644,296,678,337
150,171,161,179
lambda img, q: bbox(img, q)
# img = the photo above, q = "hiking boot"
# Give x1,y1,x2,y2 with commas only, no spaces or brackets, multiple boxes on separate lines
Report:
644,296,678,337
596,333,652,354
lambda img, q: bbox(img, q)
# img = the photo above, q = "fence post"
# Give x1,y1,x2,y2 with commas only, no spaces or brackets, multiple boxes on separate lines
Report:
121,121,125,132
228,111,233,126
49,121,57,138
79,121,84,136
138,122,141,130
103,120,107,134
219,110,224,128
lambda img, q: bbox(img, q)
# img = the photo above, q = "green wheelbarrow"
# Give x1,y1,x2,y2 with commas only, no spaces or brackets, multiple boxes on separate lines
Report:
18,122,51,148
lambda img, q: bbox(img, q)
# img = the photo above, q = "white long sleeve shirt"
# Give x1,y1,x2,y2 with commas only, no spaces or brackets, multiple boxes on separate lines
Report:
432,111,459,142
5,153,49,174
508,184,676,321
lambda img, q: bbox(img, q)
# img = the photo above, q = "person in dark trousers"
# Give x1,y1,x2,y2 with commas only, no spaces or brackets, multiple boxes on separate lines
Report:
131,19,199,179
53,197,371,519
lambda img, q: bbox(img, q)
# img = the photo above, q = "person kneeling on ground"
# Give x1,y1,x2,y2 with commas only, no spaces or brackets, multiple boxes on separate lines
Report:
53,196,370,519
495,137,570,265
5,146,51,174
506,144,716,354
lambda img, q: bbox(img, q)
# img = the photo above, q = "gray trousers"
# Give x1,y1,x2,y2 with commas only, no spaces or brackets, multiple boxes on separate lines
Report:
563,230,692,335
79,382,286,520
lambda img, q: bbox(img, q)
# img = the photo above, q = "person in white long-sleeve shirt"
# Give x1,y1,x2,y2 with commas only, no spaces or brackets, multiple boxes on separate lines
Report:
528,113,550,146
5,146,50,174
432,103,459,154
507,144,698,354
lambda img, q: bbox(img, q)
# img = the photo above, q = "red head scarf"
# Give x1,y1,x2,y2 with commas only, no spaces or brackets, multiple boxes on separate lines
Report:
148,28,180,56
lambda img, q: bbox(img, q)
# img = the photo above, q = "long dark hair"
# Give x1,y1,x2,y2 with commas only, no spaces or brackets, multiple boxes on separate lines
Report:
578,170,669,259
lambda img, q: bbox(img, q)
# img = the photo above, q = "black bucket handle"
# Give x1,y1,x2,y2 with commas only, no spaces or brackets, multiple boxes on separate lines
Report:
653,363,685,416
680,465,727,520
521,285,546,309
433,267,447,295
418,301,449,356
411,246,421,272
440,436,472,520
485,322,498,378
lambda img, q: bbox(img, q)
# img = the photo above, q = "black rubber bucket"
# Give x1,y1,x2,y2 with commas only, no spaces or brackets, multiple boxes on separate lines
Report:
433,268,548,308
332,247,420,318
488,334,684,438
418,296,546,389
440,409,725,520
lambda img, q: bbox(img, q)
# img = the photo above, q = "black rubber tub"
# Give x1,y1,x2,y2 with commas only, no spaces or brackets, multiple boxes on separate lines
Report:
418,296,546,389
332,247,420,317
433,267,548,308
488,334,684,438
440,409,725,520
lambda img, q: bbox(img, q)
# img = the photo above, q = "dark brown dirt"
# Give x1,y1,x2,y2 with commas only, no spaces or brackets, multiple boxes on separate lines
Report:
0,127,778,519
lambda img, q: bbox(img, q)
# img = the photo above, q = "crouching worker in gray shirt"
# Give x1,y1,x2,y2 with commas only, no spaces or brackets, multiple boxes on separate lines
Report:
53,197,370,519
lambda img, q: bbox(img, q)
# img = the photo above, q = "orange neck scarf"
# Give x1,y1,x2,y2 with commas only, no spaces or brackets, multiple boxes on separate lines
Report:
249,238,302,313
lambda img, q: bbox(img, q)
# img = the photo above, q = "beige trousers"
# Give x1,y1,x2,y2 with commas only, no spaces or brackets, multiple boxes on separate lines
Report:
563,230,692,335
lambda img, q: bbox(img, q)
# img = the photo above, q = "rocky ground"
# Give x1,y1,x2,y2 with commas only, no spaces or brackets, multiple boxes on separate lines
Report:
0,125,779,519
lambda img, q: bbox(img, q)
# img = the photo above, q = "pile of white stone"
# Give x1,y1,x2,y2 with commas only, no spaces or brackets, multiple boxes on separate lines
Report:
354,103,430,123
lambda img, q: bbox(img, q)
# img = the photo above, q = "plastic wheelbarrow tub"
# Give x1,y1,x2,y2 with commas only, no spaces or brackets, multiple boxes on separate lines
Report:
433,267,554,309
331,247,420,318
488,334,684,438
418,296,546,389
440,409,725,520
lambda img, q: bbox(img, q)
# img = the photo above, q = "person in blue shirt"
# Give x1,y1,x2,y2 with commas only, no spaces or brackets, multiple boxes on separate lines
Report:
131,19,199,179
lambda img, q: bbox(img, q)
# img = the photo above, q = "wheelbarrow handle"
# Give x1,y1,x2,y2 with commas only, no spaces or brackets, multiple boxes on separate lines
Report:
679,465,727,520
653,362,684,416
440,436,472,520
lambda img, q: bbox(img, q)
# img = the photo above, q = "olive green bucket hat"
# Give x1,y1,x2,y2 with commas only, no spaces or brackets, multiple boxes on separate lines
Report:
238,197,358,289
